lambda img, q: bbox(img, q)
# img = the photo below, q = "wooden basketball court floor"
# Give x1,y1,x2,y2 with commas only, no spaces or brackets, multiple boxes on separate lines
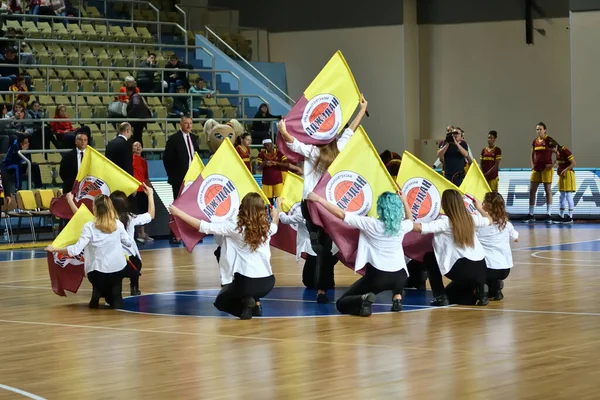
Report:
1,223,600,399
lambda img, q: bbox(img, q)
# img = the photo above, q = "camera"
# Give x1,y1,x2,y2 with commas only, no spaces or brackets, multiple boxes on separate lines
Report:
445,132,454,144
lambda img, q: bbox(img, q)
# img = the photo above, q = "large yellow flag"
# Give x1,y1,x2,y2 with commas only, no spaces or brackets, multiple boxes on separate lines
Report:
459,161,492,201
172,138,268,251
277,51,361,164
181,153,205,194
279,172,303,212
306,126,398,268
396,151,461,223
47,205,94,296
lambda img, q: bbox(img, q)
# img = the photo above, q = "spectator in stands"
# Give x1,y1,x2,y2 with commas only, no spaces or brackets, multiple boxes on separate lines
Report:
0,28,35,66
132,140,153,243
105,122,133,176
48,0,66,17
189,77,214,119
251,103,281,144
171,84,191,118
4,0,23,13
8,76,29,107
5,100,33,136
2,134,42,189
0,47,19,91
163,54,190,93
28,0,41,16
28,100,55,156
126,86,151,147
59,131,87,193
0,103,11,153
136,53,158,93
118,76,140,103
49,104,91,149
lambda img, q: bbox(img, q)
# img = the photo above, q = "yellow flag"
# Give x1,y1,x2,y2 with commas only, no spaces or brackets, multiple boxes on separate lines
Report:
74,146,141,201
279,172,303,212
52,205,94,248
320,126,397,218
396,151,461,222
181,153,205,193
459,161,492,202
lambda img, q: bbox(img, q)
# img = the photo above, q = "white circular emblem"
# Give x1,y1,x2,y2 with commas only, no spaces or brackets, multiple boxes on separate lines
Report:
197,174,240,222
301,93,343,141
325,171,372,216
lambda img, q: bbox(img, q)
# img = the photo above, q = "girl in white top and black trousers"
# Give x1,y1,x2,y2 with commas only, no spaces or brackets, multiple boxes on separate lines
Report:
413,189,493,307
478,192,519,301
170,192,279,320
46,195,132,309
307,191,413,316
110,184,156,296
278,95,368,304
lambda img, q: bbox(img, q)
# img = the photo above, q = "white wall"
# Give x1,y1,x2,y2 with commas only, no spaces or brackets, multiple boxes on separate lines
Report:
569,11,600,167
419,19,571,167
269,26,405,153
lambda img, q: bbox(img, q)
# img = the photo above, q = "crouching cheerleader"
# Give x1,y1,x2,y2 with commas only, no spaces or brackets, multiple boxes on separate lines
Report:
306,191,413,316
46,194,132,309
412,189,492,306
170,192,278,319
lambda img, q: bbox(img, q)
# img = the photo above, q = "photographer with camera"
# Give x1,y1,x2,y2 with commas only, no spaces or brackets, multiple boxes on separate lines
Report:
437,129,471,186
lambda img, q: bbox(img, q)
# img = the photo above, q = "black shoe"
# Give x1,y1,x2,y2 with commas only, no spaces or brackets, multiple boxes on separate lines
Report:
130,286,141,296
475,284,489,306
359,293,375,317
491,280,504,301
543,214,552,224
239,297,256,320
169,238,180,245
523,214,535,222
552,215,565,224
252,304,263,317
430,294,449,306
391,298,402,312
316,292,329,304
89,287,101,309
563,215,574,224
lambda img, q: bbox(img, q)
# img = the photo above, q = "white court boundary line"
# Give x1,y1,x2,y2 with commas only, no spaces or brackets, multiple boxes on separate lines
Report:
0,384,46,400
530,251,600,263
513,237,600,251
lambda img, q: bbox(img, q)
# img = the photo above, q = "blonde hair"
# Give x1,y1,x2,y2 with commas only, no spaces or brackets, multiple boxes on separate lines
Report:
314,140,339,174
93,195,118,233
441,189,475,248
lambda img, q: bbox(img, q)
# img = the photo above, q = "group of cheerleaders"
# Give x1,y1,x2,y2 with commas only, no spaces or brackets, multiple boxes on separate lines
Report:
45,95,519,319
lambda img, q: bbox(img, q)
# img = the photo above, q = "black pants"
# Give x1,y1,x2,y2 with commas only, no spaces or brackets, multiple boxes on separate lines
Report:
123,255,142,289
336,265,408,315
405,259,428,289
444,171,465,187
302,254,336,290
300,200,335,291
425,252,486,302
87,269,125,307
129,122,146,147
486,268,510,294
214,273,275,317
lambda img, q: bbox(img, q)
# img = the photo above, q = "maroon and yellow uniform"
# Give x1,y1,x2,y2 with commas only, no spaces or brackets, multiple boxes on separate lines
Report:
556,146,576,192
480,146,502,191
531,135,554,183
257,148,287,198
236,145,251,172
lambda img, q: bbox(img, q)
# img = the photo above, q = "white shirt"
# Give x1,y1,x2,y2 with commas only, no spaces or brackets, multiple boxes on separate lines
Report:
67,220,132,274
123,213,152,259
77,148,85,171
344,214,413,273
477,221,519,270
286,128,354,199
199,219,277,278
182,131,194,166
421,215,490,275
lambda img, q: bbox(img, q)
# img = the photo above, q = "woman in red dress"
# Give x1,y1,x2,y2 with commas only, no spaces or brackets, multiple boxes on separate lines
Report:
235,132,252,172
132,141,153,242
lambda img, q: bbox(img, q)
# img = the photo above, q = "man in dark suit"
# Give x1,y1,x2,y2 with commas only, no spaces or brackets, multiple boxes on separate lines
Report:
163,116,200,199
105,122,133,175
163,117,200,244
59,132,88,193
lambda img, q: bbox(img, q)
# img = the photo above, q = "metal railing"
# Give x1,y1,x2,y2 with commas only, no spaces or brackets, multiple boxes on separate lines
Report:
204,26,294,106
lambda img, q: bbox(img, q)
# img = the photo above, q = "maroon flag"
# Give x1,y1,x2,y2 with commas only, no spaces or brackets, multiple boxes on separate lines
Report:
269,221,298,256
402,232,434,263
47,251,86,296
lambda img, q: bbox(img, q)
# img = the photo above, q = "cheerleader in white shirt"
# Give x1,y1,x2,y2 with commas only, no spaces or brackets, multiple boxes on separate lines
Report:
307,191,413,316
46,195,132,309
277,95,368,304
170,192,278,320
478,192,518,301
110,185,155,296
275,198,338,289
412,189,492,306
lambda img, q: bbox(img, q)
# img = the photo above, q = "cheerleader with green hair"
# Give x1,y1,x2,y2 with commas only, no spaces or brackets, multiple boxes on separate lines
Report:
306,191,413,317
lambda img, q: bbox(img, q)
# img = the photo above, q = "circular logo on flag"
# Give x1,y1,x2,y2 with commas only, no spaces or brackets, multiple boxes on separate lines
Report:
325,171,372,215
197,174,240,222
402,178,441,222
75,176,110,201
463,194,478,215
288,201,301,232
53,252,85,268
301,94,343,141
